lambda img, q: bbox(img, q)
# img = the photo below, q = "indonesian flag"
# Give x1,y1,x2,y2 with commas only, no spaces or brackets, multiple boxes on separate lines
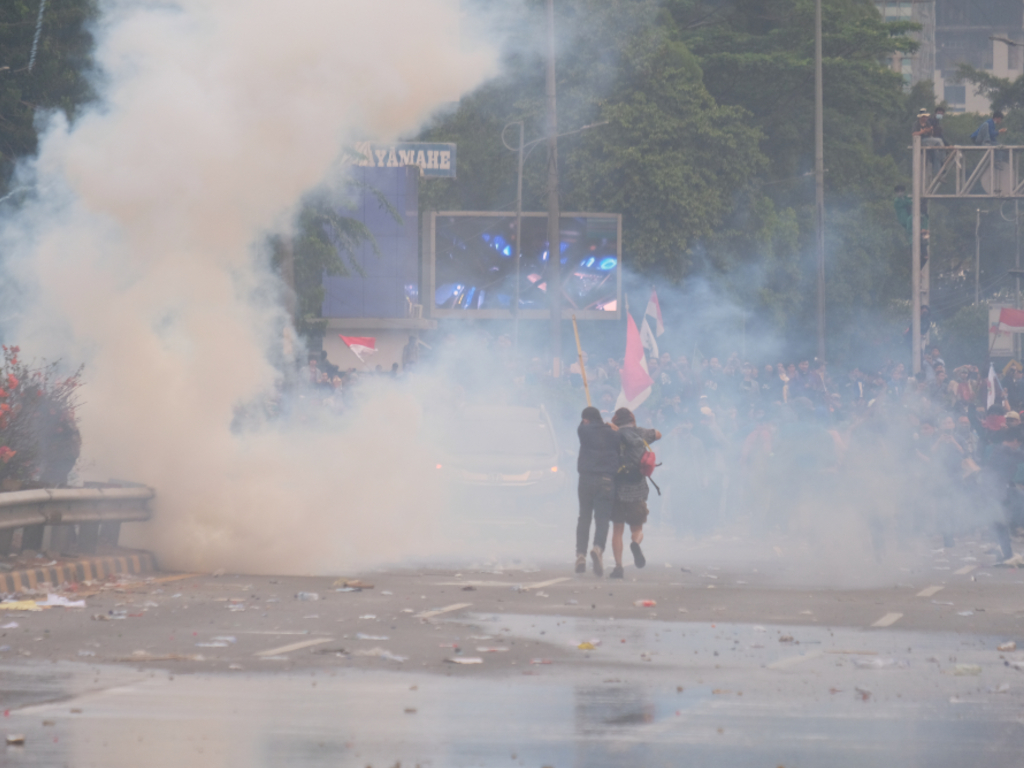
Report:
639,316,659,359
615,313,653,411
998,307,1024,332
645,289,664,337
339,335,377,363
988,362,1005,410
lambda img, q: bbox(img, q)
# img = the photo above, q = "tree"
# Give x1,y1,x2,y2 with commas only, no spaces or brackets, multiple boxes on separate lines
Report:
953,64,1024,114
419,0,764,279
0,0,96,195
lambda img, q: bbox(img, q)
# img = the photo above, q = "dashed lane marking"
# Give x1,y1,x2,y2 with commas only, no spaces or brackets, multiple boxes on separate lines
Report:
415,602,473,620
767,650,823,670
871,612,903,628
917,585,944,597
954,565,977,576
522,577,571,590
255,638,333,657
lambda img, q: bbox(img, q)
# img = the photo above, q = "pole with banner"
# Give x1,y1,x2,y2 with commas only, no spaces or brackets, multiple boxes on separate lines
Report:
572,315,591,406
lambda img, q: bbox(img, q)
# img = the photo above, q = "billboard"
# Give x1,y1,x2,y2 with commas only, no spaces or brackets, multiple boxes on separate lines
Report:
428,212,621,320
351,142,456,178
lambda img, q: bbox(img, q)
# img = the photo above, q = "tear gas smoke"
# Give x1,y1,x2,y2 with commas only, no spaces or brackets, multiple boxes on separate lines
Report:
0,0,496,573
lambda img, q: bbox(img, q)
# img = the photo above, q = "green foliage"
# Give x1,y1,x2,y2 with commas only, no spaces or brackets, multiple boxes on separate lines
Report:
419,0,764,279
0,0,96,194
953,64,1024,114
935,303,989,371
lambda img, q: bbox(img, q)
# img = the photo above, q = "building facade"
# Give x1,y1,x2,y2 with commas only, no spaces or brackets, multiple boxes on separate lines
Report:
876,0,1024,114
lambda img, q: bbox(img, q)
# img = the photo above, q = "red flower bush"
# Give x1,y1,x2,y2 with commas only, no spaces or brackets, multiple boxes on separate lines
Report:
0,346,82,489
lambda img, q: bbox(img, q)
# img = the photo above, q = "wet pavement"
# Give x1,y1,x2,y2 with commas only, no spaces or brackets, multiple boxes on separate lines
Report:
0,533,1023,766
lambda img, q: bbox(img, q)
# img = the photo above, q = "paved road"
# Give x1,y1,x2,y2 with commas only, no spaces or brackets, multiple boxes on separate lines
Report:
0,533,1023,766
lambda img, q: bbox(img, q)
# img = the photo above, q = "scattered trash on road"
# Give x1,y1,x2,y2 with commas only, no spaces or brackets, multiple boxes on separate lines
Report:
476,647,509,653
445,657,482,665
0,601,41,612
356,633,389,641
295,592,319,601
38,594,85,608
998,641,1016,652
6,734,25,745
634,600,656,608
353,647,407,662
577,642,596,650
954,664,982,676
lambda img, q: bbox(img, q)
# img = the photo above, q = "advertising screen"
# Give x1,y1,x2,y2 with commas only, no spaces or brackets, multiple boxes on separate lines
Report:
430,212,621,319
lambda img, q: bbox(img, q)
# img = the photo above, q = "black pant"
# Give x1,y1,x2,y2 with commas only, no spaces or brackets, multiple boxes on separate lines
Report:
577,473,614,555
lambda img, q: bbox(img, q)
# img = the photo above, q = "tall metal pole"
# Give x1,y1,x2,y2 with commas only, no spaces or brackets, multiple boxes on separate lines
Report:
513,122,524,351
545,0,562,378
814,0,826,361
1016,199,1021,361
911,134,922,374
975,207,982,305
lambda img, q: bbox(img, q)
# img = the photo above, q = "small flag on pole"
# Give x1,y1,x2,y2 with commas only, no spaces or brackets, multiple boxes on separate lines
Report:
639,316,659,359
988,362,1004,410
339,335,377,363
645,289,664,337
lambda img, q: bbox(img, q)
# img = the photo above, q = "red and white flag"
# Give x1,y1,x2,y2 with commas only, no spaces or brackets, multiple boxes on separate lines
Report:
615,313,653,411
998,307,1024,332
645,289,664,337
339,335,377,363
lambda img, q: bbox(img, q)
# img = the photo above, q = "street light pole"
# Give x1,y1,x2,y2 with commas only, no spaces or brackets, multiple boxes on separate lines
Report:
545,0,562,378
514,122,524,350
814,0,826,361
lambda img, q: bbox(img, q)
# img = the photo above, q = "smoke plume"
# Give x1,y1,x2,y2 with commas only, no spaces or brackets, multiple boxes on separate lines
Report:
0,0,496,573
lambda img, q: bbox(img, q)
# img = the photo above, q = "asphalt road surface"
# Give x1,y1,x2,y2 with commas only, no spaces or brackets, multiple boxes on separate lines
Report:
1,533,1023,767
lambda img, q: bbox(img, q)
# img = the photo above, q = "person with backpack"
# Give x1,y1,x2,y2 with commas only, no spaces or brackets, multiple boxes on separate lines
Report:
972,111,1006,146
608,407,661,579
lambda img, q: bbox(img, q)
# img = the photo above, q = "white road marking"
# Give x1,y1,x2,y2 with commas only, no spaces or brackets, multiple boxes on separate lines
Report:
917,585,944,598
254,638,333,657
954,565,977,576
415,602,473,620
871,612,903,628
522,577,571,590
767,650,823,669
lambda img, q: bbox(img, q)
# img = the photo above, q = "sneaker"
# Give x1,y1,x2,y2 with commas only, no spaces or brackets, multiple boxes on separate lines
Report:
575,554,586,574
590,546,604,577
609,565,624,579
630,541,646,569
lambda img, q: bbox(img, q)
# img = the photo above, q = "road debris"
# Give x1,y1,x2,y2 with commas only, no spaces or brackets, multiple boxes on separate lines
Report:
997,641,1016,652
634,600,656,608
445,657,482,665
954,664,982,676
295,592,319,601
6,734,25,745
353,647,407,662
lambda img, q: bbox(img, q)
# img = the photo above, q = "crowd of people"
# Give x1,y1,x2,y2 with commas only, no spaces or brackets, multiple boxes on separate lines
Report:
279,327,1024,570
572,343,1024,574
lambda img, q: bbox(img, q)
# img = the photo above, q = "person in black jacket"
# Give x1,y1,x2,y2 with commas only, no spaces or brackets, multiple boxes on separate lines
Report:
576,406,620,576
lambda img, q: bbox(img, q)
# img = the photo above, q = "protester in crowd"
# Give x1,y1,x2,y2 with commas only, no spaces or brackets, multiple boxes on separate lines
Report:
575,406,620,576
608,407,661,579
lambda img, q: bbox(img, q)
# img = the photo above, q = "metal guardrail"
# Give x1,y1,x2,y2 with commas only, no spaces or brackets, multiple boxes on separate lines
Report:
0,487,154,556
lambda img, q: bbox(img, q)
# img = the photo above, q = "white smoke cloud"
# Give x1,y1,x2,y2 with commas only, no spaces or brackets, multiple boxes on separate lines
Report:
0,0,497,573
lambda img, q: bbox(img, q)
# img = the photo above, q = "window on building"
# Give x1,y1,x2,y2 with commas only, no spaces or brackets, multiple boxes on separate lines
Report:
944,84,966,105
880,2,913,22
